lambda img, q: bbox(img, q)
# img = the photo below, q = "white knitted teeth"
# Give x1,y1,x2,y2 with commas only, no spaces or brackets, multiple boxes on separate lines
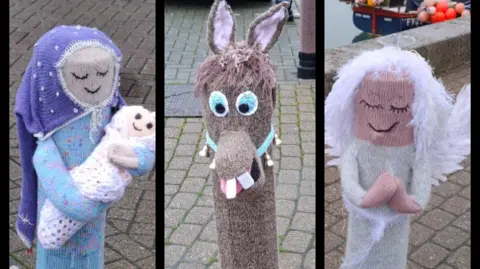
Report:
274,133,282,145
266,153,274,166
209,158,216,169
199,145,208,157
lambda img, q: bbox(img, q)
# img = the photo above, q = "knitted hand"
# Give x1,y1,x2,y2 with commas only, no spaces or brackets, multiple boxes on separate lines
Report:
360,172,421,213
389,178,421,214
360,172,397,208
107,143,139,169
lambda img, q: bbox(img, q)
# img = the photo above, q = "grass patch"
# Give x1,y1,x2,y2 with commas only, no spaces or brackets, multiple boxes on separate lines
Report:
206,257,218,265
279,246,288,253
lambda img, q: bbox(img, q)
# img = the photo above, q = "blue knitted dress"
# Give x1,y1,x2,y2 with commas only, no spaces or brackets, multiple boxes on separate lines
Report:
32,109,154,268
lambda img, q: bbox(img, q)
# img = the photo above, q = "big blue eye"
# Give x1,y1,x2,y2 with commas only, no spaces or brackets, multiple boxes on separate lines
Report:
209,91,229,117
236,91,258,116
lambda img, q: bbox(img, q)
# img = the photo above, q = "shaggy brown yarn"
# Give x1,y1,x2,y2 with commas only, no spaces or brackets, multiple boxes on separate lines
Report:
195,41,276,101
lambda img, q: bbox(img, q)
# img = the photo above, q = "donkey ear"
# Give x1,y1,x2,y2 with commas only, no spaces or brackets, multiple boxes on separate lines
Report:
207,0,236,54
247,2,289,53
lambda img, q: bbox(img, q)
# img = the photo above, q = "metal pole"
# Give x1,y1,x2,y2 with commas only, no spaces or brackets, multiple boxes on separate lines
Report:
297,0,316,79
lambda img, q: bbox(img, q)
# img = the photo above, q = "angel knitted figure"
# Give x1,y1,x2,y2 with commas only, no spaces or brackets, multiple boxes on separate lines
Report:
194,1,288,268
325,47,471,269
37,106,156,249
15,26,155,269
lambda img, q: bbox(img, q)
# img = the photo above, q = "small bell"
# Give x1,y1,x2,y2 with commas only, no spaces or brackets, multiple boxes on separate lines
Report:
274,134,282,146
199,145,208,157
209,158,216,169
265,153,274,167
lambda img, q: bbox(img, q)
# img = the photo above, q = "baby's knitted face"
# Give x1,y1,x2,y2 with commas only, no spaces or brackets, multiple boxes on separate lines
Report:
354,71,415,146
126,107,156,137
61,47,116,106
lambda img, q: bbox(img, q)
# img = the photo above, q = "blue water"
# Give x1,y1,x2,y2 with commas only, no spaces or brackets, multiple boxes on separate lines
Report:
325,0,372,49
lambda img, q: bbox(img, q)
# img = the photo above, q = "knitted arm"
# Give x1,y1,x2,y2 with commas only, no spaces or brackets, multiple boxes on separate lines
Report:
127,147,155,177
409,157,432,210
340,145,367,206
33,138,109,222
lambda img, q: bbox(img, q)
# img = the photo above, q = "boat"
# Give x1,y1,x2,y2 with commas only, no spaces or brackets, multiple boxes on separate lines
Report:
350,0,471,36
352,4,427,36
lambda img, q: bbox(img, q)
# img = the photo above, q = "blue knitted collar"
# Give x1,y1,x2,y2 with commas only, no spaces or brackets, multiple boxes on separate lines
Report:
205,125,275,157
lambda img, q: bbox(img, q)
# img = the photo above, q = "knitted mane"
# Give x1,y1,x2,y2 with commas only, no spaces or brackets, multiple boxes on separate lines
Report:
195,41,276,102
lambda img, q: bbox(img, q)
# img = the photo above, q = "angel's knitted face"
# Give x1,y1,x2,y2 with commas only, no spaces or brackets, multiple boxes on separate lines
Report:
61,47,116,106
125,107,156,138
354,71,415,146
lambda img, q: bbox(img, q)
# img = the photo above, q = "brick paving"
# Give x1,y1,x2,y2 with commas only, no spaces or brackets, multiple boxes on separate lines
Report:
164,1,316,268
324,64,471,269
9,0,156,268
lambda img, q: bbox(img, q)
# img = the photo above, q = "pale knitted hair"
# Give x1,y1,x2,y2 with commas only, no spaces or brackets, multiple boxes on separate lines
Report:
325,46,454,160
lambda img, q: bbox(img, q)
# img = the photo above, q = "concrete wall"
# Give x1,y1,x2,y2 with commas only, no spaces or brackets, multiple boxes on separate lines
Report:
324,16,471,98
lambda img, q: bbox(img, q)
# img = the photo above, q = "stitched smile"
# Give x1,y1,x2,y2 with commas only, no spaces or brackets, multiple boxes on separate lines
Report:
132,123,142,131
368,122,399,133
84,86,101,94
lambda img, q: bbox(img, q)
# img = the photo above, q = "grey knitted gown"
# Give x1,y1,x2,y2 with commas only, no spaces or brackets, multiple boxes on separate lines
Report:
340,139,431,269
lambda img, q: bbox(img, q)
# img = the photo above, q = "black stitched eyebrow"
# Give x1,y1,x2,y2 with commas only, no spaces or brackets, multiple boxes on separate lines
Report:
72,72,88,80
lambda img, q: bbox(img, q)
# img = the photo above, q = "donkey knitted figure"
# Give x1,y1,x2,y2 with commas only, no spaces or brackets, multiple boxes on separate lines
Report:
194,1,289,268
325,47,471,269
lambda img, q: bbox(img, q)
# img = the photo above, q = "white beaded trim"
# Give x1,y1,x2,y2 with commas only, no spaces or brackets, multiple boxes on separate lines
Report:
55,40,121,110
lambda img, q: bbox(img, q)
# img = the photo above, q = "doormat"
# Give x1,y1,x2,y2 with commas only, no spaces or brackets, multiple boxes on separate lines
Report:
164,84,202,117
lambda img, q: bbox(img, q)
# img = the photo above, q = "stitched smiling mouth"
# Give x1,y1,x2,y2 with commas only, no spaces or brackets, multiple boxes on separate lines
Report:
84,86,101,94
368,122,399,133
132,123,142,131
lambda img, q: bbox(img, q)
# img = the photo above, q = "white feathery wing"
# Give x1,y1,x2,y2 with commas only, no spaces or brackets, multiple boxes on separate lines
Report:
429,84,471,186
325,131,342,167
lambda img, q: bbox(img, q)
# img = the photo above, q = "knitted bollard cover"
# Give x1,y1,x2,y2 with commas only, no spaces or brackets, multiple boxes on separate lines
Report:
194,1,289,268
325,47,471,269
15,26,155,269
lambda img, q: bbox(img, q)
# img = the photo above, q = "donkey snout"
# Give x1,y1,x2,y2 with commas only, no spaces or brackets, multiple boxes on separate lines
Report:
214,130,263,199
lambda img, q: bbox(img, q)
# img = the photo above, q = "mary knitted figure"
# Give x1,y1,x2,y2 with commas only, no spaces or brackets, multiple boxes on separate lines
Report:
325,47,470,269
15,25,155,269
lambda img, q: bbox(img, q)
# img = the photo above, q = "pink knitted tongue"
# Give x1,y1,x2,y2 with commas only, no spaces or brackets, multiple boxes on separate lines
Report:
220,179,243,195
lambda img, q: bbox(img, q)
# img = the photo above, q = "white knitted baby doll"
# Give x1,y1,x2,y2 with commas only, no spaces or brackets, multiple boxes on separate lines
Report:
37,106,156,249
325,47,470,269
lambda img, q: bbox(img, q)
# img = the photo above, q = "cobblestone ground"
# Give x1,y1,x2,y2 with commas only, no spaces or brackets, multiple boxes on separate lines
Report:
10,0,156,268
164,1,316,268
324,65,471,269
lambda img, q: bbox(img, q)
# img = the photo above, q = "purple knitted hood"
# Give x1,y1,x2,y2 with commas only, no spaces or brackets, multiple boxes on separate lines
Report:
15,25,126,248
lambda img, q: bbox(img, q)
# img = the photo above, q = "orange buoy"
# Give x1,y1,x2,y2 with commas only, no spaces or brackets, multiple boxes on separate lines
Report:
445,8,457,20
436,2,449,13
418,10,430,22
427,6,437,14
425,0,436,7
435,11,446,22
462,10,471,17
455,3,466,14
